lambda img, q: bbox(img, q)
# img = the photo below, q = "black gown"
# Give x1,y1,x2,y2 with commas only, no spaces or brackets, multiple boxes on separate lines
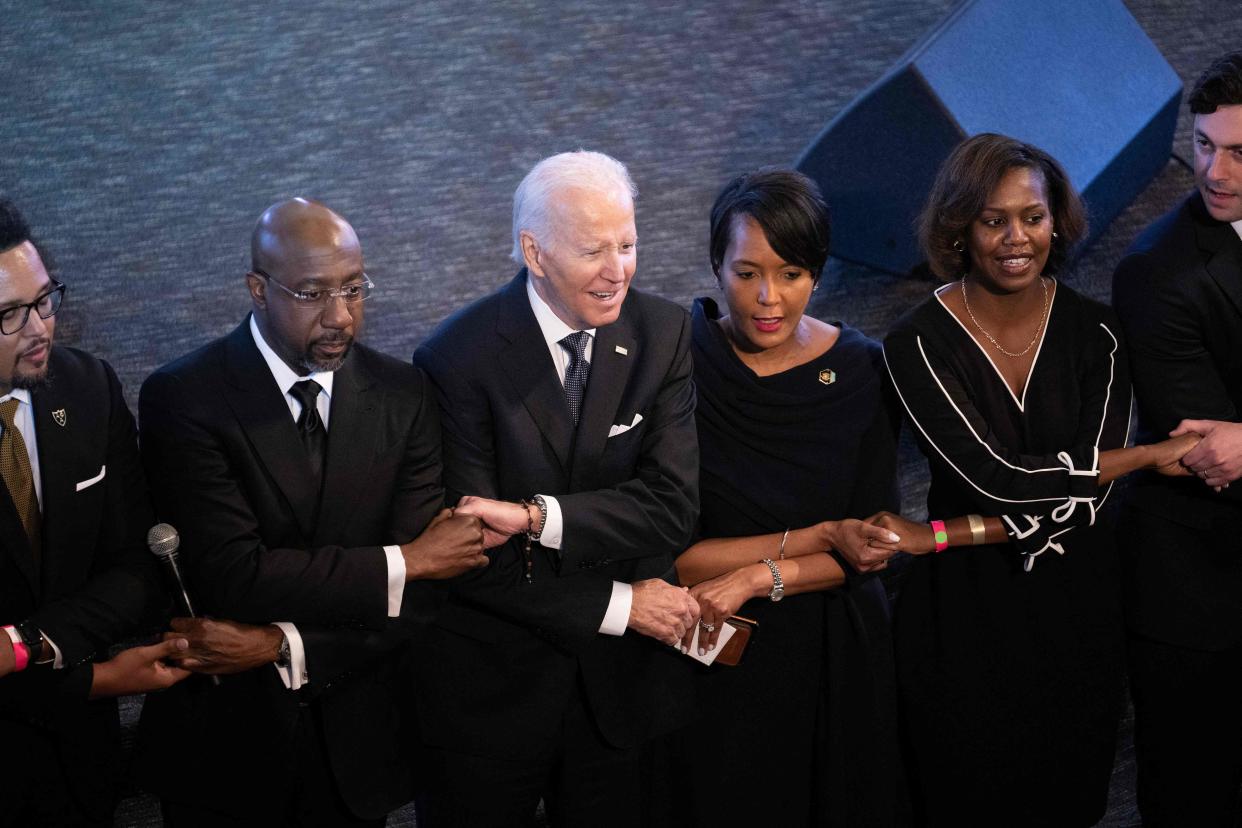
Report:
678,298,902,827
883,282,1129,827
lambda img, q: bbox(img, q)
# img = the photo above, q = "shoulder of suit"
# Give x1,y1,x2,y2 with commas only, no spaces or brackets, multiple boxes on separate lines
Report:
47,344,115,391
1121,192,1201,266
621,286,686,325
348,341,427,390
145,330,231,386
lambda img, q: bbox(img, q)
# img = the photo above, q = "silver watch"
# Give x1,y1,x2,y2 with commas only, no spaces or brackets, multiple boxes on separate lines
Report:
762,558,784,602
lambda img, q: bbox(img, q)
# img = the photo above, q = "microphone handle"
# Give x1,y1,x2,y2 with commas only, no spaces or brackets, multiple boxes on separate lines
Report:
159,552,220,687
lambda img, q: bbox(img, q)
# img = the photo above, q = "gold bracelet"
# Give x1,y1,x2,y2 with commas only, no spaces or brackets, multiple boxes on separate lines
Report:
778,528,790,560
967,514,986,546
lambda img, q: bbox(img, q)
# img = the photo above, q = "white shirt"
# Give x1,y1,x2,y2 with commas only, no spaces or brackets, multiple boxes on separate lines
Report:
250,316,407,689
1230,218,1242,241
525,278,632,636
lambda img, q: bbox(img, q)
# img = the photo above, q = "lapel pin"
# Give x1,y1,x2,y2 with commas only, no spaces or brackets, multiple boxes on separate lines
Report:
52,408,67,427
818,369,836,386
615,345,629,356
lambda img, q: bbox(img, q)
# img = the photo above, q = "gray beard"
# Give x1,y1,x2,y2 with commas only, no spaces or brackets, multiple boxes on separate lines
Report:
301,342,351,374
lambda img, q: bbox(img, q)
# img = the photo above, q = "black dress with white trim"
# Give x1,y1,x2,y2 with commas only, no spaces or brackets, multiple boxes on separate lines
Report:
883,281,1131,827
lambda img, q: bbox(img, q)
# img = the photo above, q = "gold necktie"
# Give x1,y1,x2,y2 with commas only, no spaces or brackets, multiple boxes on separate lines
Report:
0,398,41,549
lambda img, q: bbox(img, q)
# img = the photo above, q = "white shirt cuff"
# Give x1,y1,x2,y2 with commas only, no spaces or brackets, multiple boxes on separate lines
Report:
598,581,633,636
537,494,564,549
383,545,404,617
43,631,63,668
272,622,308,690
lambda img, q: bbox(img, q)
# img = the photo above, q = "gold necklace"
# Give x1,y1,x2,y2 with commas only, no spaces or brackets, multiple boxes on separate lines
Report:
960,276,1049,358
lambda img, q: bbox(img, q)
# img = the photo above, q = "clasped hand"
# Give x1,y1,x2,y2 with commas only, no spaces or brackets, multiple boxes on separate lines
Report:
162,617,283,675
1171,420,1242,489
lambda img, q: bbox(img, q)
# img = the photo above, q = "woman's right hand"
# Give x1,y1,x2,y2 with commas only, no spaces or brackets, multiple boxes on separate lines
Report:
866,511,937,555
824,519,901,573
1150,432,1201,476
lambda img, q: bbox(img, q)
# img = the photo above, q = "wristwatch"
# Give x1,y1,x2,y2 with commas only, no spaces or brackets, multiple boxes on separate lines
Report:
761,558,784,602
14,620,49,665
274,634,291,669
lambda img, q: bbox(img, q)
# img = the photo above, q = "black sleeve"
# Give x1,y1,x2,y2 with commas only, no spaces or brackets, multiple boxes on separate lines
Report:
884,318,1131,568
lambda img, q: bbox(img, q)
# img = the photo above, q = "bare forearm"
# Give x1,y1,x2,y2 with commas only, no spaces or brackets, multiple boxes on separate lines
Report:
675,525,828,586
777,553,846,595
1098,444,1157,485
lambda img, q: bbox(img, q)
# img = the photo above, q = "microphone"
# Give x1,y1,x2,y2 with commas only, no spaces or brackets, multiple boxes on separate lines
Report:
147,523,198,617
147,523,219,686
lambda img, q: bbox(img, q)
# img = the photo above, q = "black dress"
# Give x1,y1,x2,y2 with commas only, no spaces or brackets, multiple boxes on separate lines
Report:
679,297,902,827
883,283,1129,827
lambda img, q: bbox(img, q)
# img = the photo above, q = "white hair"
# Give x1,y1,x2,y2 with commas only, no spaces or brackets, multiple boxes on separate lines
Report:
510,150,638,263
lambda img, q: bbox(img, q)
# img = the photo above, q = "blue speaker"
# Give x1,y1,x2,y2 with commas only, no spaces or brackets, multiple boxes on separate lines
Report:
796,0,1182,275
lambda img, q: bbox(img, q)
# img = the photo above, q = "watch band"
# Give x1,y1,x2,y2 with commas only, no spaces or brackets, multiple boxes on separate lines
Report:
274,633,292,669
761,558,784,602
14,620,48,665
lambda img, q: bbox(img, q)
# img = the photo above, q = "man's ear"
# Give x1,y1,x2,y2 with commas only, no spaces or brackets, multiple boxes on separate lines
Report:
520,231,545,277
245,272,268,310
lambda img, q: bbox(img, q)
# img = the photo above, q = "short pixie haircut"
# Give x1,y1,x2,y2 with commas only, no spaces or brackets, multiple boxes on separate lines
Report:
709,168,831,283
1189,50,1242,114
918,133,1087,280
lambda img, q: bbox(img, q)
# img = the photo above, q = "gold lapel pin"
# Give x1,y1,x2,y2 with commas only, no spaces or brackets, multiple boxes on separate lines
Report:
818,369,836,386
52,408,67,427
615,345,629,356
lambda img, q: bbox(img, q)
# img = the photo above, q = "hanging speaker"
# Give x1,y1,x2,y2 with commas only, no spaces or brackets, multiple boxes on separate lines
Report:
796,0,1182,275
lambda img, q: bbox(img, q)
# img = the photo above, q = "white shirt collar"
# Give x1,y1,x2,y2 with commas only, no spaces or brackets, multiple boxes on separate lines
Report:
1231,219,1242,242
0,388,32,407
249,314,335,399
525,273,595,349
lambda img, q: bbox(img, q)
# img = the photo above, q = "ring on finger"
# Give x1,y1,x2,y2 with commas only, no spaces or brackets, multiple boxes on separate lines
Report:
699,621,716,633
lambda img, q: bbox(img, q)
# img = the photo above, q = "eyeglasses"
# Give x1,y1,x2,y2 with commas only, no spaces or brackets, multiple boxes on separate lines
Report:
253,270,374,308
0,280,66,336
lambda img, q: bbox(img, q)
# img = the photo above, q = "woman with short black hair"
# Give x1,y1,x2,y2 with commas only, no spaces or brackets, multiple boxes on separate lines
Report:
673,168,903,827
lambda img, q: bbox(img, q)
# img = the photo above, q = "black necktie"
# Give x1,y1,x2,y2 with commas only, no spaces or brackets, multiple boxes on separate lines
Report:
289,379,326,482
560,331,591,426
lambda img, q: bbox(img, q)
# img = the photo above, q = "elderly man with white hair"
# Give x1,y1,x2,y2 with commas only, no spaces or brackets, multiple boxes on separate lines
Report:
413,150,700,827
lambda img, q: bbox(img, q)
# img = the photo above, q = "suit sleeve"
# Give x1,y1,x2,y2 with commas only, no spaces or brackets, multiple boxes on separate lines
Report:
296,373,447,691
415,340,629,656
31,359,161,672
883,318,1131,567
1114,249,1242,503
554,311,699,570
140,370,391,630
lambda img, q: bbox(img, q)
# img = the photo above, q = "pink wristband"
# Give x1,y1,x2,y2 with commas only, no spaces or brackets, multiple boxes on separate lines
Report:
3,626,29,672
930,519,949,553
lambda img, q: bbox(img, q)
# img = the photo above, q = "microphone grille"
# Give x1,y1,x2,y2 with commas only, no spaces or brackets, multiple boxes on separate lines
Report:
146,523,180,558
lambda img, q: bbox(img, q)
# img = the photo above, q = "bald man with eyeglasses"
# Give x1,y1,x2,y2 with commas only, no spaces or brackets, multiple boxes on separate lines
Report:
135,198,487,827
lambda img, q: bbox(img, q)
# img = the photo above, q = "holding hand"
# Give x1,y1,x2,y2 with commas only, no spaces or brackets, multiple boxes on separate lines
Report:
164,617,283,675
866,511,937,555
627,579,700,647
683,566,764,654
826,518,901,573
1171,420,1241,488
89,638,192,698
454,496,537,548
402,508,489,580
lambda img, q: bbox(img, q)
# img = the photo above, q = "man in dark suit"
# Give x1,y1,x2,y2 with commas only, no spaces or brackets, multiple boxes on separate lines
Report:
413,150,701,827
1112,51,1242,826
0,198,190,827
137,198,488,826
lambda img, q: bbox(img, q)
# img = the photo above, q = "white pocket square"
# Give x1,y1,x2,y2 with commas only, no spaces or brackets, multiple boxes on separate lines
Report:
75,465,106,492
608,413,643,438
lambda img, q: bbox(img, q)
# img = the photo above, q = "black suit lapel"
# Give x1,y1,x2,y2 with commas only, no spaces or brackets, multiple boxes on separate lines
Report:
28,371,82,593
570,309,637,490
315,351,380,543
1193,194,1242,318
496,272,575,474
220,321,320,539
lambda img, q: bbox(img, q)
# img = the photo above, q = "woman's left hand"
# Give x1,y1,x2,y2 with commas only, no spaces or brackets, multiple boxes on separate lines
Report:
867,511,937,555
683,566,764,655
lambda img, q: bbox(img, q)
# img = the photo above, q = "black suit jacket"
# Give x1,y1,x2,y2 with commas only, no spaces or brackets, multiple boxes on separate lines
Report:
136,319,444,820
0,346,158,821
1113,191,1242,649
412,270,698,759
